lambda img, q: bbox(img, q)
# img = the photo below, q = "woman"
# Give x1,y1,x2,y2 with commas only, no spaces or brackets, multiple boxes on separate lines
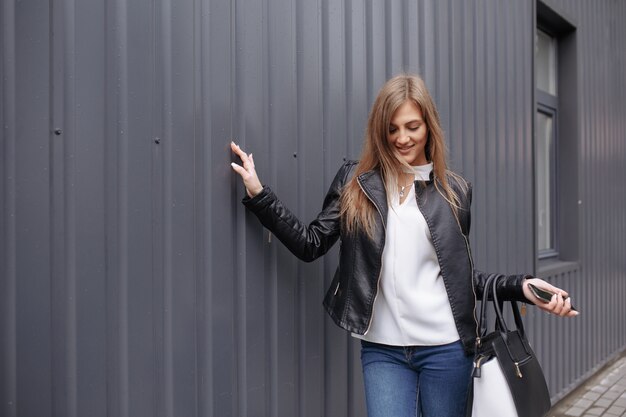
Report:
230,74,576,417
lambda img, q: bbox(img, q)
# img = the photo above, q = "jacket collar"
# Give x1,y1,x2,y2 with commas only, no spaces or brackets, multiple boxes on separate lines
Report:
356,167,438,222
357,167,436,195
356,170,388,226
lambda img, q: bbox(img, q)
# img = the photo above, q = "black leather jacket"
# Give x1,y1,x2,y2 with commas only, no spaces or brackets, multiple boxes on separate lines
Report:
243,161,530,354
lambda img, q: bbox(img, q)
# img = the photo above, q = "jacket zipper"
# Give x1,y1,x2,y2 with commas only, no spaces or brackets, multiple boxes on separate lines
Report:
356,177,386,335
356,177,387,233
461,232,480,346
416,183,480,347
413,187,478,347
333,281,340,295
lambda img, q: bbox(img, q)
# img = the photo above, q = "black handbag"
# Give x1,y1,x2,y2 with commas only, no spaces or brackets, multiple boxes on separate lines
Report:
467,275,551,417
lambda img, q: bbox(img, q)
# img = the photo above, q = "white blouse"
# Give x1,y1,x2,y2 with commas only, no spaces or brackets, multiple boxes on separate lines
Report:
353,163,459,346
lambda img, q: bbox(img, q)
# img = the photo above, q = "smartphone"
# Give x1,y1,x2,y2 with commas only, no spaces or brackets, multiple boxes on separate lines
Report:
528,283,577,311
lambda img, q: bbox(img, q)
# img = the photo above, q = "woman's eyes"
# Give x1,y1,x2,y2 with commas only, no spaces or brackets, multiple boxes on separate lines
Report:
388,125,420,133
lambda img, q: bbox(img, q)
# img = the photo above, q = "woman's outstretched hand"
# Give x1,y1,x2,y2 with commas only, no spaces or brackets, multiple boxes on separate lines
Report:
230,142,263,198
522,278,579,317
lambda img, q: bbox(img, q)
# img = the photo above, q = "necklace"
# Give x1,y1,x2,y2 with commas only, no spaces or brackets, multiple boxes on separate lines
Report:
398,179,414,198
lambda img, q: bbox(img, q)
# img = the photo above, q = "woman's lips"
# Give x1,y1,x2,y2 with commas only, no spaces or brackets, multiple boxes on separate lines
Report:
396,145,414,154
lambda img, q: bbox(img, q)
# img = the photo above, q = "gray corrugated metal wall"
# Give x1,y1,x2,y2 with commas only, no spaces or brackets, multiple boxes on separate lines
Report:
528,0,626,398
1,0,625,416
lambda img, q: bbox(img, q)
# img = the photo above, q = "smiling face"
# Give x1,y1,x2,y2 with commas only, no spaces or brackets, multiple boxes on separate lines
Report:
387,100,429,166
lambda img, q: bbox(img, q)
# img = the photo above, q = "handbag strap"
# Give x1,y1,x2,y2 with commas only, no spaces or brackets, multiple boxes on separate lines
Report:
490,276,533,361
490,276,526,339
477,274,499,341
477,275,529,344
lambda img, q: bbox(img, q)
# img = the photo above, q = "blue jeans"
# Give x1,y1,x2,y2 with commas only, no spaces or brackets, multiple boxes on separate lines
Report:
360,340,473,417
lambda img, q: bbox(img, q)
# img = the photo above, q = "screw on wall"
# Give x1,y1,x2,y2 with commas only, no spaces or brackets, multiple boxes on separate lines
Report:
53,128,63,136
154,137,161,144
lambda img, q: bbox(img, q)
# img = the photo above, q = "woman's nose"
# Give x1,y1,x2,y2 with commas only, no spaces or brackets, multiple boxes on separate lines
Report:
397,131,411,143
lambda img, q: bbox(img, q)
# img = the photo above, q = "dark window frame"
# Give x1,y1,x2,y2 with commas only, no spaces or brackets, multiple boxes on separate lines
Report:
536,103,558,259
536,27,559,258
535,1,579,272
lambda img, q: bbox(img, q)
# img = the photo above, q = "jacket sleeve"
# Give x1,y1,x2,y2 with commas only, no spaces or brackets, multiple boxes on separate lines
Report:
464,180,532,302
241,162,355,262
474,270,532,302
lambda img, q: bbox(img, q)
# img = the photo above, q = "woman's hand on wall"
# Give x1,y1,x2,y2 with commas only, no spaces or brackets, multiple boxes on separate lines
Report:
523,278,579,317
230,142,263,198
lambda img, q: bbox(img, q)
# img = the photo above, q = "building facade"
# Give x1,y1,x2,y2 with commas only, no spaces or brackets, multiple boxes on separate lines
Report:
1,0,625,416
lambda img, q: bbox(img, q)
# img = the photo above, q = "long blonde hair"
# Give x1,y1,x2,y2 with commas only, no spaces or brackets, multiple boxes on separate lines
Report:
340,74,467,237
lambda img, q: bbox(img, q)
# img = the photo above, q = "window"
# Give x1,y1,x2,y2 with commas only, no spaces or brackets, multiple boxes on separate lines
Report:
536,30,557,96
535,29,558,257
535,1,578,266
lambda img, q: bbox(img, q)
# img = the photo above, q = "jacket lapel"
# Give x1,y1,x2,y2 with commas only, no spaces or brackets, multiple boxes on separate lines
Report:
357,170,388,228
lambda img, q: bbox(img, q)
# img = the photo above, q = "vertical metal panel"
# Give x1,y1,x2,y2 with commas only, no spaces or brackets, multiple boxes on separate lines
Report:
295,2,325,416
233,0,273,413
0,1,17,417
2,1,626,416
13,2,54,417
73,0,108,412
205,0,236,414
